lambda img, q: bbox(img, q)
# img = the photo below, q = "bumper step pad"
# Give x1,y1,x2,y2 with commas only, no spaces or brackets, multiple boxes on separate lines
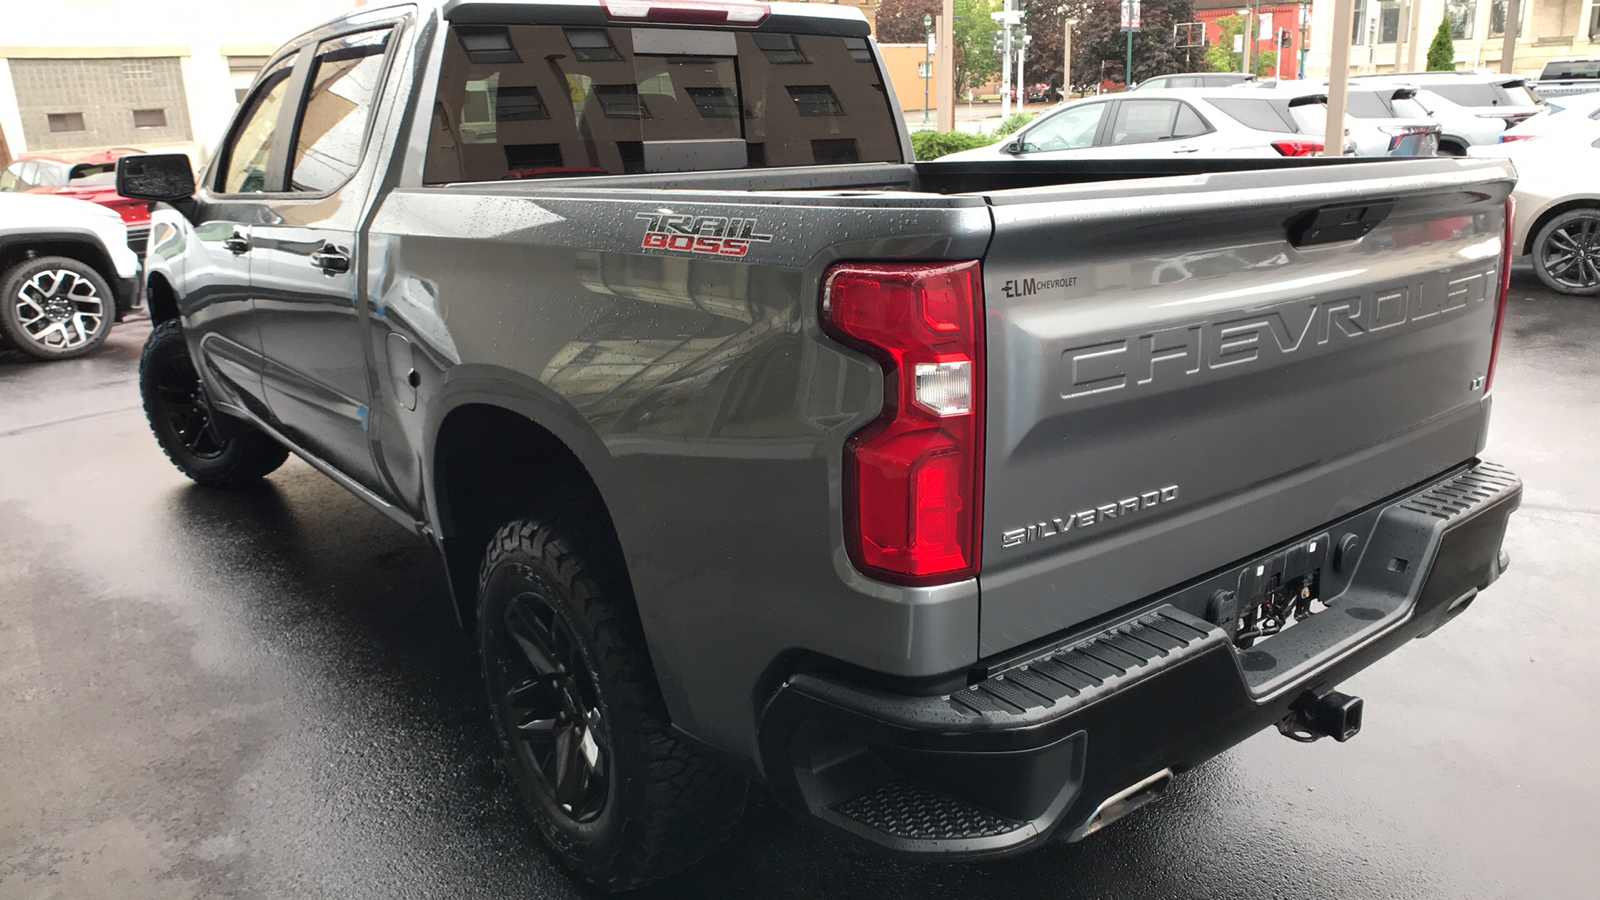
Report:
832,780,1021,841
950,608,1220,722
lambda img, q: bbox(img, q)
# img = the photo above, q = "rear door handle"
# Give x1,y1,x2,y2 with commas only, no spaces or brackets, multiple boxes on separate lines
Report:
222,233,250,254
310,244,350,274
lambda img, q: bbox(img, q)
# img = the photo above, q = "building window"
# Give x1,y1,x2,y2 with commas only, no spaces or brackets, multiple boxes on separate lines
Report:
593,84,649,118
133,108,167,128
1447,0,1475,39
843,37,872,62
496,86,549,121
753,33,807,64
1591,0,1600,40
564,28,620,62
47,112,85,133
1379,0,1403,43
122,59,153,79
1491,0,1529,37
685,86,739,118
1352,0,1368,45
787,84,843,116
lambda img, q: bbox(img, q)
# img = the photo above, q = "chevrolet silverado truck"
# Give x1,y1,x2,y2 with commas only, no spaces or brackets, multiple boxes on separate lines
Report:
117,0,1523,889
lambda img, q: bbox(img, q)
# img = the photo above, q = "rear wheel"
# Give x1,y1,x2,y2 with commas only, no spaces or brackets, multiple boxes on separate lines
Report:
139,319,289,485
1532,208,1600,296
0,256,114,361
477,517,745,890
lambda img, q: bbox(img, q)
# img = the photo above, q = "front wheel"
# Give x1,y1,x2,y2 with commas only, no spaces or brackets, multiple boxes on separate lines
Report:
0,256,114,360
1532,208,1600,296
139,319,289,486
477,518,746,890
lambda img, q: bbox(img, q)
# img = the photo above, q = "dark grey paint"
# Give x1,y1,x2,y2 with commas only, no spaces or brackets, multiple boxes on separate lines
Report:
137,0,1517,775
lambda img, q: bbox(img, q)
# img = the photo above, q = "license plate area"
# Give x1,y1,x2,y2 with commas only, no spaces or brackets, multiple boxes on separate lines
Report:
1212,534,1333,650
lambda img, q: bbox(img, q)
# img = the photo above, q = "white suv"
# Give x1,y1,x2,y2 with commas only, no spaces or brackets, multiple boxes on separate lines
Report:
0,192,141,360
1353,72,1542,154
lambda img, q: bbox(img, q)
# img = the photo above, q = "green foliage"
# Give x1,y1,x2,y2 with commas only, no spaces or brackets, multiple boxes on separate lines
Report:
952,0,1000,94
911,130,997,160
1203,15,1275,76
1427,16,1456,71
993,113,1037,139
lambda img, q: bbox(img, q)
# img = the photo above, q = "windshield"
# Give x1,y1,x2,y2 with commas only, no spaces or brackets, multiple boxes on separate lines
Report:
426,25,899,182
1540,60,1600,80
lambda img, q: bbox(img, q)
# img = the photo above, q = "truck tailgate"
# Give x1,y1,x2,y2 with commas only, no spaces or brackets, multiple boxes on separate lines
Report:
977,158,1515,655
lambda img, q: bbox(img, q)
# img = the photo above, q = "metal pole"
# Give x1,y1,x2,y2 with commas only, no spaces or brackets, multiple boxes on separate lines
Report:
1299,0,1310,78
1126,32,1133,89
1018,30,1027,108
1325,0,1356,156
1000,0,1012,120
1063,20,1074,99
1241,8,1252,75
923,14,932,123
1500,0,1521,74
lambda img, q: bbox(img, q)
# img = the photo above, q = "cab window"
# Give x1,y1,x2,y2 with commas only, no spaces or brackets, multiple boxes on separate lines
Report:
217,55,296,194
290,30,392,193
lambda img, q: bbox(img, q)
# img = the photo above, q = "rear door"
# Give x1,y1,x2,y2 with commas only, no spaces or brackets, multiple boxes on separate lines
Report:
252,24,399,494
975,159,1513,654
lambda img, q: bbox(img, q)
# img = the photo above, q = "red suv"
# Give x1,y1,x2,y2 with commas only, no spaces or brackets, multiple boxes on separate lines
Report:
0,150,151,256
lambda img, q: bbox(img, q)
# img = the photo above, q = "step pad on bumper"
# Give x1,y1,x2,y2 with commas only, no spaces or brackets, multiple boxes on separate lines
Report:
833,780,1022,840
950,608,1219,722
1398,461,1519,522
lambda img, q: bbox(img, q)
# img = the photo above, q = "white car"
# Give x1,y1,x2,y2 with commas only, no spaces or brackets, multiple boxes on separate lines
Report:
939,89,1343,162
1353,72,1542,154
1244,80,1439,157
1470,118,1600,295
0,192,140,360
1497,91,1600,144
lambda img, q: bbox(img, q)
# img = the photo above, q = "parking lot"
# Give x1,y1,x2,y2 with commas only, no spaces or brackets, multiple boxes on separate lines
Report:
1,267,1597,899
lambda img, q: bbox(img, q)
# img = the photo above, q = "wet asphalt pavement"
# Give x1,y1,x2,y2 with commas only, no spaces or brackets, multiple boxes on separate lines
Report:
2,268,1597,900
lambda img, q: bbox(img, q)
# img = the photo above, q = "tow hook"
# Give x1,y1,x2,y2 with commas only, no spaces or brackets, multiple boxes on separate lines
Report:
1277,688,1363,743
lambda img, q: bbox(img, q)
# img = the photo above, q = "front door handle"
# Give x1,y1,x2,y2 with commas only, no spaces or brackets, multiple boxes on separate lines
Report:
222,232,250,254
1171,146,1201,154
310,244,350,274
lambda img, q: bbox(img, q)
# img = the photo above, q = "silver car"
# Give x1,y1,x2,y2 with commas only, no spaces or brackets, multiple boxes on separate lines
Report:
1353,72,1542,154
940,89,1345,162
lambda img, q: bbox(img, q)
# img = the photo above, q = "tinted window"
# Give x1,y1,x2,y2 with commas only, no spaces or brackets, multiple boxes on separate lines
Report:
0,164,20,192
425,25,900,181
1109,100,1181,145
1208,98,1295,132
1425,81,1538,107
219,55,295,193
1347,91,1394,118
1540,60,1600,80
1020,102,1108,152
1173,103,1209,138
1391,96,1430,118
290,30,391,193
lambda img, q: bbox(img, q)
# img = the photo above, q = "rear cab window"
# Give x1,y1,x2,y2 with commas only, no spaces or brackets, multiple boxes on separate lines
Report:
424,24,901,182
1539,60,1600,80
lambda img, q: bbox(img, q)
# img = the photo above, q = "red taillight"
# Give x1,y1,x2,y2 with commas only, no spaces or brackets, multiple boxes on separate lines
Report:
1499,134,1537,143
602,0,769,26
1272,140,1324,157
1486,196,1514,394
822,261,984,586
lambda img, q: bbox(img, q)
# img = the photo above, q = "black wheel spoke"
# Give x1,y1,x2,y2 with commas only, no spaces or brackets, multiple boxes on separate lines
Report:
505,599,562,675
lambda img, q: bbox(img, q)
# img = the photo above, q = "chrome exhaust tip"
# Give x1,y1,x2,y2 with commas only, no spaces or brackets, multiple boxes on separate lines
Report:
1067,768,1173,841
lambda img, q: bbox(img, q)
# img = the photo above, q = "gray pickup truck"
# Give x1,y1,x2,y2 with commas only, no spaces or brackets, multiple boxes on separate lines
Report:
117,0,1523,889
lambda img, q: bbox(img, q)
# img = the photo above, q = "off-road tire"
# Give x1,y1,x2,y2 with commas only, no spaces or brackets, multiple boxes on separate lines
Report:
0,256,114,361
477,517,746,891
139,319,289,486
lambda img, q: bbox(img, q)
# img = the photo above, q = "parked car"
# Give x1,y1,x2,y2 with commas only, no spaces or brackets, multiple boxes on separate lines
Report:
1497,90,1600,143
1244,80,1440,157
1471,117,1600,295
1025,83,1060,104
1354,72,1542,154
1529,58,1600,101
0,192,140,359
118,0,1520,889
940,89,1348,161
1134,72,1257,90
0,150,153,256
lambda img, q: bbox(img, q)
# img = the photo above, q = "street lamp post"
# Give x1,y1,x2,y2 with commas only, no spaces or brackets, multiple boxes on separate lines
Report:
923,13,933,124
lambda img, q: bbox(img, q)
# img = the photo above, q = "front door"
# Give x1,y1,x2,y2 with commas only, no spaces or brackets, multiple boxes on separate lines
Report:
252,27,396,494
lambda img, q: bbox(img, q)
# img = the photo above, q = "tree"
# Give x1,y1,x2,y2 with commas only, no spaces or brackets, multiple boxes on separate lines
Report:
877,0,941,43
1203,15,1277,77
1025,0,1198,94
1426,16,1456,71
952,0,1001,93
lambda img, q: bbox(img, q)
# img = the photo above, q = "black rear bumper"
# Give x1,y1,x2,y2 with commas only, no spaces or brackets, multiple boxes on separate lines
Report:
757,460,1521,856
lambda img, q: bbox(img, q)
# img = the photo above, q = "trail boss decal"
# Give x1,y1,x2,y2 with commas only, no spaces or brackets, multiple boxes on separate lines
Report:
635,213,774,257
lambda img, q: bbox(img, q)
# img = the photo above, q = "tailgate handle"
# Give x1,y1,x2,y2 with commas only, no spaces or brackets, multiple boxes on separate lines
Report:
1286,200,1394,248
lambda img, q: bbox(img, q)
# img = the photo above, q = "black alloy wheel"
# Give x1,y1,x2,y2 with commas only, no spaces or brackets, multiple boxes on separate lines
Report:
1533,209,1600,296
155,351,227,460
487,587,610,823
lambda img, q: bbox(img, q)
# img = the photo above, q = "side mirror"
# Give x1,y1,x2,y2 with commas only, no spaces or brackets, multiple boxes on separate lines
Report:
116,153,195,203
1003,139,1024,154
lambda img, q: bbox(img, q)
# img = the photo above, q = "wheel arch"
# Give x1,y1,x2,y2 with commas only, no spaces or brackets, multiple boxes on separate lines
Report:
0,233,118,290
424,381,639,628
144,271,180,324
1521,197,1600,257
